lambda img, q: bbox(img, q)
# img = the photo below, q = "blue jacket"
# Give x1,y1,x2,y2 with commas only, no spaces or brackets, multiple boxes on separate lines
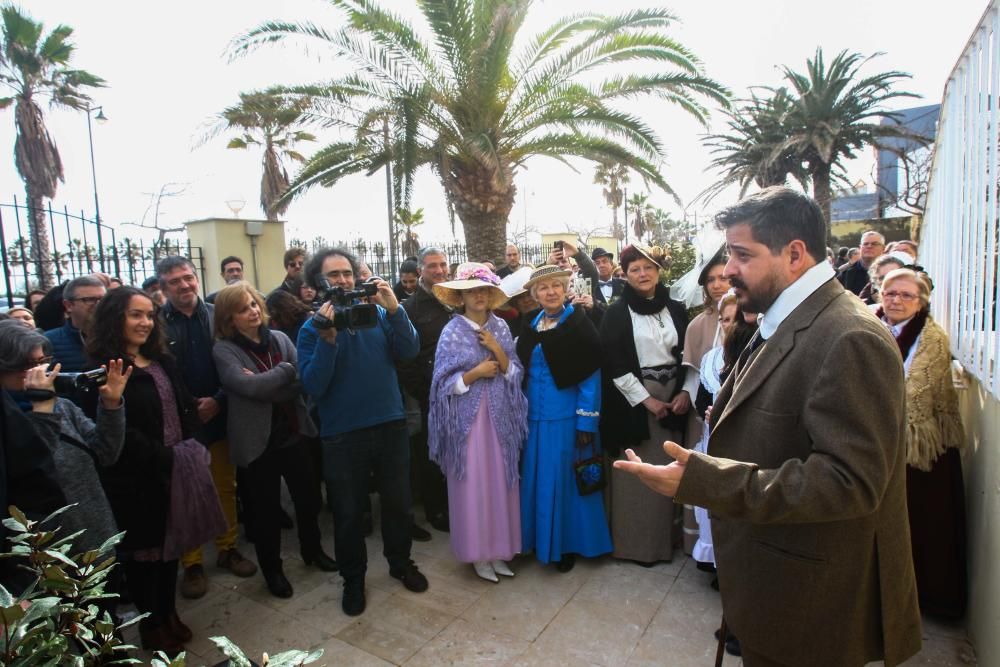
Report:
44,321,87,372
297,305,420,438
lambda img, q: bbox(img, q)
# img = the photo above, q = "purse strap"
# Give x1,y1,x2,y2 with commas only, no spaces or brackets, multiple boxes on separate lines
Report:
59,432,99,466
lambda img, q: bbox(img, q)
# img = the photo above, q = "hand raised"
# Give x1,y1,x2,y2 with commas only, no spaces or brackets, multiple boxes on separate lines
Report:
98,359,133,408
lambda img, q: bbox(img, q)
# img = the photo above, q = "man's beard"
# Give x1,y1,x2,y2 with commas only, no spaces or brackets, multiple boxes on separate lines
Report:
730,271,782,314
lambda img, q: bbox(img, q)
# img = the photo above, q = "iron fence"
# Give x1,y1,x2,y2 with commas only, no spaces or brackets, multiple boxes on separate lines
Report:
1,200,206,307
291,238,609,280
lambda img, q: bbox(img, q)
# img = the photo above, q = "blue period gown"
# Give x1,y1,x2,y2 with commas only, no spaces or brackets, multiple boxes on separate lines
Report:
520,309,613,563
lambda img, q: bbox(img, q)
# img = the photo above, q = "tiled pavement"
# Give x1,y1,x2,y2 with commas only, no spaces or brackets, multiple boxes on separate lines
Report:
133,514,977,666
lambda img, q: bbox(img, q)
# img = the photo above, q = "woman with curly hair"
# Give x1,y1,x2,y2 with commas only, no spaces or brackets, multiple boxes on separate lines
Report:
86,287,211,654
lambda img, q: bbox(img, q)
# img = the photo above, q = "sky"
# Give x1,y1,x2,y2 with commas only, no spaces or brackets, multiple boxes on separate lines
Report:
3,0,989,253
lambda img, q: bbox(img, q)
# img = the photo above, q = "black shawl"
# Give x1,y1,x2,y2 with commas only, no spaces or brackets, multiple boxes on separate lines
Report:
516,306,602,389
598,283,689,453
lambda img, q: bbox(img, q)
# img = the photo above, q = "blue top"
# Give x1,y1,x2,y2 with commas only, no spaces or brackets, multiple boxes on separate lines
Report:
525,307,601,431
44,321,87,372
297,305,420,438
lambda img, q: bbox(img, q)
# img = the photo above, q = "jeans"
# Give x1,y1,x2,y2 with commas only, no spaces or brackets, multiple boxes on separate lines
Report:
322,419,414,581
240,438,322,573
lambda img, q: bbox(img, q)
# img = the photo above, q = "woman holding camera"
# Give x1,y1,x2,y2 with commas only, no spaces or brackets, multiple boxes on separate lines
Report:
600,244,695,565
86,287,200,654
427,264,528,582
0,320,129,553
213,282,336,599
516,265,612,573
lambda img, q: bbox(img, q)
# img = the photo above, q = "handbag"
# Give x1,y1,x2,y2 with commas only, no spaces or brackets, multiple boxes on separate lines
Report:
573,442,606,496
163,438,228,561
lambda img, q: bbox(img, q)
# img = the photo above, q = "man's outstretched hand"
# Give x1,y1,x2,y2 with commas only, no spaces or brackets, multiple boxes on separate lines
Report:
612,440,690,497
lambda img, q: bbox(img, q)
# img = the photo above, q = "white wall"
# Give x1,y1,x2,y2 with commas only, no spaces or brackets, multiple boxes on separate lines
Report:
958,374,1000,667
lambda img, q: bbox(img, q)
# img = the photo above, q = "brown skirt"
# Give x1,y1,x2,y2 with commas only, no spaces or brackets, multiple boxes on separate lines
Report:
607,378,684,563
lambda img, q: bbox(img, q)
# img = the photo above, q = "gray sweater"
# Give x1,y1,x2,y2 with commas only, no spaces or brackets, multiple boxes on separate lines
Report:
212,330,317,467
27,398,125,553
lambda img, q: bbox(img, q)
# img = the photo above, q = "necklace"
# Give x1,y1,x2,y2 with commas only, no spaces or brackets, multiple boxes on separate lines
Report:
651,311,665,329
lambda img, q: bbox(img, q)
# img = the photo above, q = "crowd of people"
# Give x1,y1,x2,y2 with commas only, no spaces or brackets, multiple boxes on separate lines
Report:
0,186,967,665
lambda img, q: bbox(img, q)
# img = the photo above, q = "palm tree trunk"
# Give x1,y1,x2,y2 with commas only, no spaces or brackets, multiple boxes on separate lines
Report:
26,189,54,289
812,162,833,236
460,209,509,264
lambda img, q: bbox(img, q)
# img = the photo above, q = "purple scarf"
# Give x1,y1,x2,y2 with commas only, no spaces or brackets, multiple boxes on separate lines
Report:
428,313,528,487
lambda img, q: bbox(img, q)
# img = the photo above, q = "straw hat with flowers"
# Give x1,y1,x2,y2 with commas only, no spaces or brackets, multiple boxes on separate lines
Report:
432,262,509,309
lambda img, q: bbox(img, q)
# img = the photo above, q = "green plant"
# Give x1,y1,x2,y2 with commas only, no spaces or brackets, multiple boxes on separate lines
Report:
0,505,139,665
0,506,323,666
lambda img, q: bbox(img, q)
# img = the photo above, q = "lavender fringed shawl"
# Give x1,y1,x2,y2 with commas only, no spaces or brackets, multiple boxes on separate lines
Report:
428,313,528,487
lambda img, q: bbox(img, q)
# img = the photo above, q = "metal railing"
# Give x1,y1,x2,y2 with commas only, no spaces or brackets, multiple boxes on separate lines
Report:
0,200,206,307
922,0,1000,398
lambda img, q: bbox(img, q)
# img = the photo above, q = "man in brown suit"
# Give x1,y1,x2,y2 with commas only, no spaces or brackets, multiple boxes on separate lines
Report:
615,187,922,667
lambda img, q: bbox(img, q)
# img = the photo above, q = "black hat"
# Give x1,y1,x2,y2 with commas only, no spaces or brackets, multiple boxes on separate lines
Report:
591,247,614,261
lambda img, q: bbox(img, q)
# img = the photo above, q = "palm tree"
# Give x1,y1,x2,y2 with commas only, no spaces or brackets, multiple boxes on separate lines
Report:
593,161,629,239
395,207,425,257
627,192,655,241
205,88,316,220
778,49,927,225
232,1,729,261
699,89,813,204
0,6,105,287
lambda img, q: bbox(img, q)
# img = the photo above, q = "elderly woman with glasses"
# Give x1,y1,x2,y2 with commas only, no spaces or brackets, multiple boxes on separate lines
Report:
0,320,130,553
516,265,612,573
877,268,967,618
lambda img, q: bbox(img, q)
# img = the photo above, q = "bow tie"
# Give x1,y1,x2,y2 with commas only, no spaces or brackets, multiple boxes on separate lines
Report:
599,280,613,287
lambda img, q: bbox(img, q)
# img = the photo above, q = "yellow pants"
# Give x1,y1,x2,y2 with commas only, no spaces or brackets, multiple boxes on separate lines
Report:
180,439,238,568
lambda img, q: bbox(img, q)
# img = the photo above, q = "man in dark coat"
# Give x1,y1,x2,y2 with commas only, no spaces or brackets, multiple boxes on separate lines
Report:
156,256,257,598
397,247,452,534
837,230,885,295
591,247,626,306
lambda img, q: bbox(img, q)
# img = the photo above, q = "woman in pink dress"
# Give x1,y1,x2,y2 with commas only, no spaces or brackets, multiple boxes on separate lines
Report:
428,263,529,582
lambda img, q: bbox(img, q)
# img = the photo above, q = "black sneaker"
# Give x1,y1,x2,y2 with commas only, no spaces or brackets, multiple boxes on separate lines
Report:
410,524,432,542
390,564,429,593
428,513,450,533
342,579,366,616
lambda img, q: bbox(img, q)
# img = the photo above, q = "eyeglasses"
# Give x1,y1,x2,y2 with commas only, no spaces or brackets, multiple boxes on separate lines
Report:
882,291,919,302
70,296,102,305
19,356,53,371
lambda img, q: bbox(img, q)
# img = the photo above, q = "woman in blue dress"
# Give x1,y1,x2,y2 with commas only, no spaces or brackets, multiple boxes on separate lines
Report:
515,265,612,573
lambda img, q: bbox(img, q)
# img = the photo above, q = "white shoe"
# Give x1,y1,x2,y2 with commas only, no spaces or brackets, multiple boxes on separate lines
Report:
473,561,498,583
491,560,514,577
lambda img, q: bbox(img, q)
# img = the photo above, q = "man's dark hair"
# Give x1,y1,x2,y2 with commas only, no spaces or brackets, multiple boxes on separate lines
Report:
714,186,828,263
155,255,197,281
86,287,168,364
284,247,307,268
399,259,419,277
220,255,244,274
303,247,360,290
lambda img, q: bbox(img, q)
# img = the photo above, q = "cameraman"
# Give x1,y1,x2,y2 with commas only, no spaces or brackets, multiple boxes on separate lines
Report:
297,247,427,617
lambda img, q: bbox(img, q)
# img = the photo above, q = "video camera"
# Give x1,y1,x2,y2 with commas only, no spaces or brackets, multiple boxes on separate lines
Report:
53,368,107,395
312,278,379,330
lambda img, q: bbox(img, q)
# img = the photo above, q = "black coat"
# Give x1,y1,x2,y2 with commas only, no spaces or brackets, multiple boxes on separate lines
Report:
596,278,626,306
99,357,200,552
0,391,65,590
837,260,870,295
598,294,689,453
397,286,452,406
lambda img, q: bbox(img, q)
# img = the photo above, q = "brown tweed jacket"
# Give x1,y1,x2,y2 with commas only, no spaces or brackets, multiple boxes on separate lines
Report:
675,278,922,667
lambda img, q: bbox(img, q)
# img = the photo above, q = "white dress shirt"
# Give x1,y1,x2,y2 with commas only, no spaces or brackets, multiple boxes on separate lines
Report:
757,261,836,340
613,307,701,407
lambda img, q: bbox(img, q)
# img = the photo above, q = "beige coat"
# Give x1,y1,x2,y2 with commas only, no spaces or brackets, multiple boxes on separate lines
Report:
675,279,922,667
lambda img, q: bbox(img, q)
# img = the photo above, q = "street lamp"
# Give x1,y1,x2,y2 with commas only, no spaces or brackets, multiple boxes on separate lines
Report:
85,105,108,271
